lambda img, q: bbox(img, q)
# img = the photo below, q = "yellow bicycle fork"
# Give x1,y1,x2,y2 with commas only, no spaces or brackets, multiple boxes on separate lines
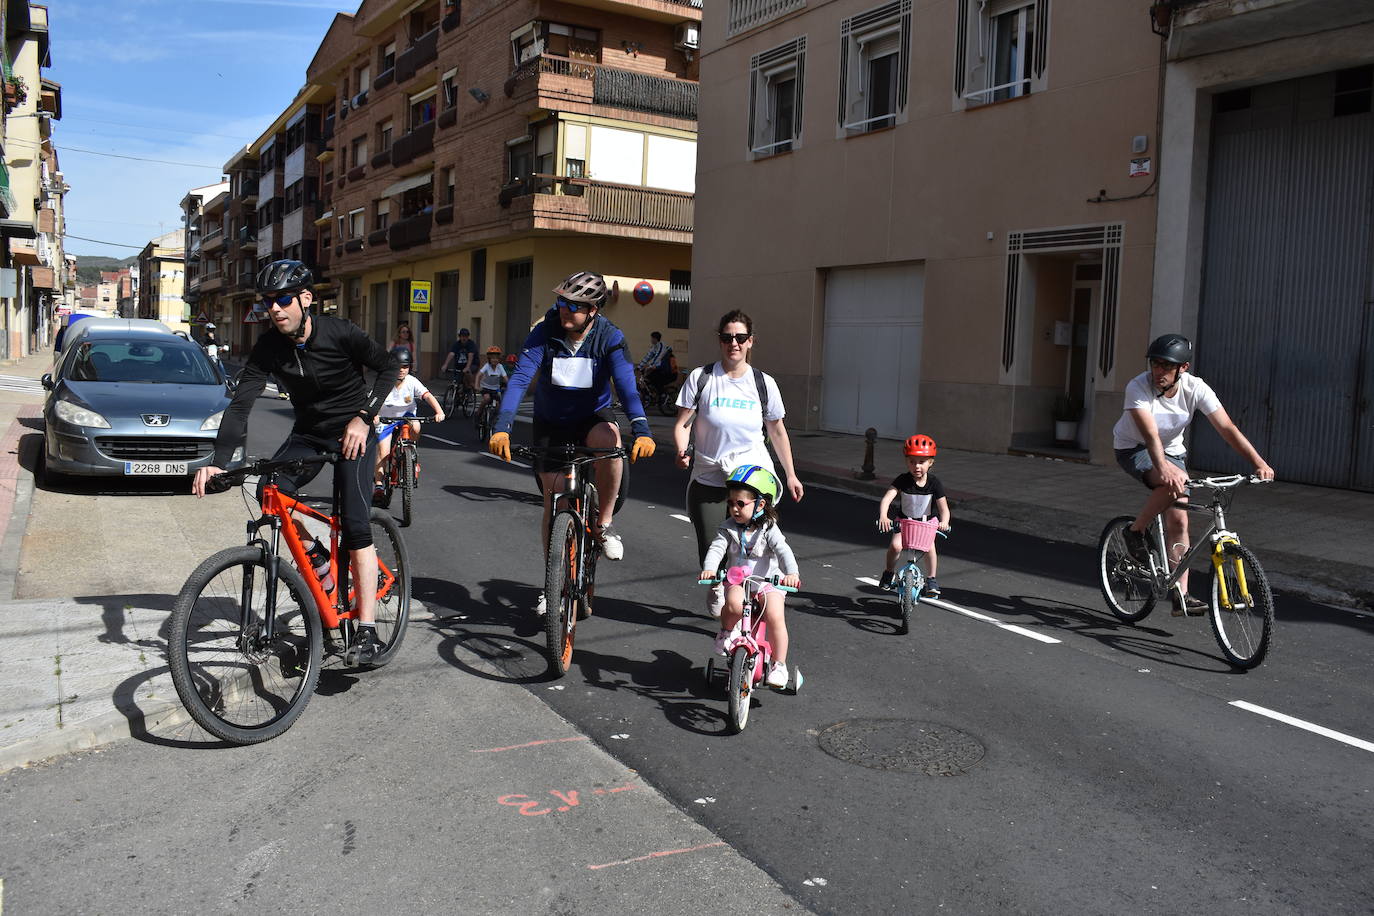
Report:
1211,535,1252,612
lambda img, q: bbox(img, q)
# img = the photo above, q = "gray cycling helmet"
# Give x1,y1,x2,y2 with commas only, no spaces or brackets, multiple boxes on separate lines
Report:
256,259,313,295
391,347,412,366
1146,334,1192,365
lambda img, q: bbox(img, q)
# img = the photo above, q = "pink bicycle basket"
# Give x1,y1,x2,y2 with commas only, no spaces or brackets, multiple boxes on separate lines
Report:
899,518,939,552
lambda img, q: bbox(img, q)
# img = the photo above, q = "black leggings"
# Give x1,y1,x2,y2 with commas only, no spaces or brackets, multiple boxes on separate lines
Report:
258,432,378,551
686,478,730,566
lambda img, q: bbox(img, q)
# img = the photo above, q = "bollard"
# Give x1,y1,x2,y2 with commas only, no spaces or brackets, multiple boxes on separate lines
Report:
857,427,877,480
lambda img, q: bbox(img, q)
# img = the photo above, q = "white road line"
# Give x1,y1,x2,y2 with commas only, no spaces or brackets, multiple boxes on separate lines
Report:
921,595,1063,645
670,513,691,523
856,576,881,587
424,434,463,446
1229,700,1374,754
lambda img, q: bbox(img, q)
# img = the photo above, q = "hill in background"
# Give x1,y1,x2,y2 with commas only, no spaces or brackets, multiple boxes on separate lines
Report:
74,255,137,287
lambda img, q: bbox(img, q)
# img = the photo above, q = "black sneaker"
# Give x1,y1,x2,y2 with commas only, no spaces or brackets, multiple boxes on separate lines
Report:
1122,527,1153,564
1170,592,1208,617
344,626,382,666
921,577,941,598
878,569,895,590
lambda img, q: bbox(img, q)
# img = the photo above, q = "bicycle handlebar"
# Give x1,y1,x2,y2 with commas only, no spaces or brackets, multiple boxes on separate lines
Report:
696,575,798,593
874,520,951,538
1187,474,1272,489
206,453,339,494
513,444,628,462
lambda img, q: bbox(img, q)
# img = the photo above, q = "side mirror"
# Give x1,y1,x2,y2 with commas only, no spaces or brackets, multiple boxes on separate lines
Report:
40,373,53,390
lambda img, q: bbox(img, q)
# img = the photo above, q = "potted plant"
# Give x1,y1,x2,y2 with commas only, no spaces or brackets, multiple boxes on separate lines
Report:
1053,394,1083,445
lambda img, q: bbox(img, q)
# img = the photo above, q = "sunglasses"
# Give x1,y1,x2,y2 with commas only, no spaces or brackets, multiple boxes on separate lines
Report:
728,498,756,509
260,293,298,309
556,296,593,313
719,332,751,345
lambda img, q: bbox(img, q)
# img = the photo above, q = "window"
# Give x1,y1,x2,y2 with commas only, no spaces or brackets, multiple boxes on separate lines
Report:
442,68,458,109
442,166,455,205
749,37,806,156
508,137,534,185
955,0,1049,107
351,135,368,168
374,199,390,231
380,40,396,72
667,270,691,329
378,118,394,151
409,6,439,39
471,248,486,301
355,64,371,96
409,89,437,129
348,208,365,238
510,21,599,67
838,0,910,135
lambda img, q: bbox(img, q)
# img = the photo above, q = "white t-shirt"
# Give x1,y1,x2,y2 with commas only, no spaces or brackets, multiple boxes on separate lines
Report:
677,364,785,487
379,375,429,419
478,362,507,390
1112,371,1221,456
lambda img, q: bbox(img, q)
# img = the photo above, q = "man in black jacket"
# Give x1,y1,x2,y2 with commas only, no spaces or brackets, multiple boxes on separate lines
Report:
193,259,399,665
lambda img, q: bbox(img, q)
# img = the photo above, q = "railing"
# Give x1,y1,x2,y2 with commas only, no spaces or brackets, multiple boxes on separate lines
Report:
368,228,389,247
374,67,395,91
371,148,392,168
442,4,460,31
395,26,439,83
241,178,259,199
391,121,435,167
727,0,803,37
0,160,12,217
437,107,458,129
434,204,454,225
344,238,365,253
503,174,693,233
505,54,698,120
238,226,257,247
388,210,433,250
237,271,255,289
347,165,366,181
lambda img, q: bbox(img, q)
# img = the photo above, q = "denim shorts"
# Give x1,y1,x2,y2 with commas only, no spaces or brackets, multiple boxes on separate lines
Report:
1115,445,1187,489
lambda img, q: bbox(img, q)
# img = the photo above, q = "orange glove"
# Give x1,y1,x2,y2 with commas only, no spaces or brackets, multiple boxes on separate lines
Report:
489,431,511,462
630,436,656,463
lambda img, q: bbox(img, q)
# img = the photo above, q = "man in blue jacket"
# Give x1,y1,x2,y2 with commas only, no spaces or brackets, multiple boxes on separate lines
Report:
489,271,655,598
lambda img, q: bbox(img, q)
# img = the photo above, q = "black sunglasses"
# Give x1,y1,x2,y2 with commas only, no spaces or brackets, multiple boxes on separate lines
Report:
556,295,593,313
719,332,751,345
260,293,298,309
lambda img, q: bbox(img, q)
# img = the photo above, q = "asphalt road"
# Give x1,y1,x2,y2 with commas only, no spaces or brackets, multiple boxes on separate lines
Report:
6,398,1374,914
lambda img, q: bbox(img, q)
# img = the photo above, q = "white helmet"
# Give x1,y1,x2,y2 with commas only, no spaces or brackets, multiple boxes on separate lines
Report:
205,322,215,329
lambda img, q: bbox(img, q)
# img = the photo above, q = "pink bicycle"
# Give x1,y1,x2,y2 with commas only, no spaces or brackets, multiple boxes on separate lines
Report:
699,566,802,733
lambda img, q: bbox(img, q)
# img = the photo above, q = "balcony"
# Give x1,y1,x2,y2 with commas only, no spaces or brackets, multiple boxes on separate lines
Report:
238,226,258,250
502,174,693,236
442,5,460,31
1163,0,1374,60
437,107,457,130
391,121,435,167
202,227,225,253
395,27,439,85
344,239,365,253
201,272,226,293
238,270,255,289
562,0,702,23
388,211,433,250
37,207,54,234
434,204,454,225
347,165,366,182
505,54,697,121
368,228,389,247
371,148,392,169
241,178,259,203
374,68,395,91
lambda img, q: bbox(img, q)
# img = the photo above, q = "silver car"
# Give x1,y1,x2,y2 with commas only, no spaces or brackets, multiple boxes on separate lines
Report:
41,323,237,478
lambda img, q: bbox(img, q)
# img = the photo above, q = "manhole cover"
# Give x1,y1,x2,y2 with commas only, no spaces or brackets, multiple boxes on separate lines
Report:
817,718,985,775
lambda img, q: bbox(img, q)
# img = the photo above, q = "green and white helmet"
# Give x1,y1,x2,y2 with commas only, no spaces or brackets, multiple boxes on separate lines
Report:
724,464,781,506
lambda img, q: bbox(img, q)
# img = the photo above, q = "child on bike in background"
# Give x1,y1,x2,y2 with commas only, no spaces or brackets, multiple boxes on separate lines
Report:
877,435,951,597
476,345,508,407
700,465,800,689
374,348,445,502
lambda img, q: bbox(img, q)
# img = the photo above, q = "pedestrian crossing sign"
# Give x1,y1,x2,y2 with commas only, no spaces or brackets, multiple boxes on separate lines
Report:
243,308,261,323
409,281,432,313
195,311,210,323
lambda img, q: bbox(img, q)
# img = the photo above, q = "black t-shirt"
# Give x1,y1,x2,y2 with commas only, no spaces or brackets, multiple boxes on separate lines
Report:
450,338,477,368
889,472,945,519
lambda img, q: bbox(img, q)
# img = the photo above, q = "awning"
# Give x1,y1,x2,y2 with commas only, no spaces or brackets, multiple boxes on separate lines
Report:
381,172,433,198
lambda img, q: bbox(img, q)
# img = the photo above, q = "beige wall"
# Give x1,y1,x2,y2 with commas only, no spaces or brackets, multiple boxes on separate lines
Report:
696,0,1162,459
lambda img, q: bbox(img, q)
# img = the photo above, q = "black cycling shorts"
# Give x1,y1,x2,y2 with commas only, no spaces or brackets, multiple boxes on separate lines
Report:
530,407,617,475
257,431,378,551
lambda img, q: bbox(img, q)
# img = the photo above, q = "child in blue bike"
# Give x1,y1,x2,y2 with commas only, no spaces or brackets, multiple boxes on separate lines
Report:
876,434,951,597
699,465,800,689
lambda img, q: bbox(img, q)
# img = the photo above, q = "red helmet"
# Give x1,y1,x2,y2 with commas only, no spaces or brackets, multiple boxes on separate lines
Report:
904,434,937,457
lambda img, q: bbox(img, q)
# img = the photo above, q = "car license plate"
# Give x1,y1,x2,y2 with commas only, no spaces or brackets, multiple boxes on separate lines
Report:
123,461,189,476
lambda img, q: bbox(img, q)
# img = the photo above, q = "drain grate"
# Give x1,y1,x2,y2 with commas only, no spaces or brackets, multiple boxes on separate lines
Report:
817,718,985,775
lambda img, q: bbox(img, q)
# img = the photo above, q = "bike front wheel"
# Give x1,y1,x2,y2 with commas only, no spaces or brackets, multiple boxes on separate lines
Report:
727,648,753,733
461,386,476,418
441,385,457,415
544,510,581,677
168,546,322,744
898,567,919,635
1098,516,1157,623
399,448,415,528
1209,542,1274,670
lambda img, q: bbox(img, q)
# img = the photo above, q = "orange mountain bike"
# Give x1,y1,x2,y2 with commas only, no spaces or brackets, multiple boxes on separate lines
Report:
168,454,411,744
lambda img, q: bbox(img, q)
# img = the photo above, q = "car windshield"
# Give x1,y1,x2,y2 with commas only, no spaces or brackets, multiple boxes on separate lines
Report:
67,340,220,385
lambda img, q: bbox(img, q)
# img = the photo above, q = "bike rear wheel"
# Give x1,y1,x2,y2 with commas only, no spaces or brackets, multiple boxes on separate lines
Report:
727,647,753,733
168,546,322,744
1098,516,1157,623
544,511,580,677
399,448,415,528
461,386,476,418
1209,542,1274,670
898,566,919,635
441,384,457,415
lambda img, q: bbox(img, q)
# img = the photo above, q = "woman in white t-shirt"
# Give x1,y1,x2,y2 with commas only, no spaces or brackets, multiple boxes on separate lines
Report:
1112,334,1273,615
672,309,804,615
373,348,445,496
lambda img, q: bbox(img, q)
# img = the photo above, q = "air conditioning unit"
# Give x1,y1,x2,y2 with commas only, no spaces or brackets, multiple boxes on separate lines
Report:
674,23,699,51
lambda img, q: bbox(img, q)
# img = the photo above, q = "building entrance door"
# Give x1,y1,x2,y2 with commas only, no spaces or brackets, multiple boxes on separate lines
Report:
504,260,533,359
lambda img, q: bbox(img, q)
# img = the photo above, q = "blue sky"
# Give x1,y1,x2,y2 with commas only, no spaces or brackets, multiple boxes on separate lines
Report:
48,0,349,260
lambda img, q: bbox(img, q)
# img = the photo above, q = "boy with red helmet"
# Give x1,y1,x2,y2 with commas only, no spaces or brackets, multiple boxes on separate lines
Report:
876,434,952,597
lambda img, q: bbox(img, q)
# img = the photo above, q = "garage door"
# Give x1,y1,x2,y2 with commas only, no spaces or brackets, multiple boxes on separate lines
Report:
820,263,924,437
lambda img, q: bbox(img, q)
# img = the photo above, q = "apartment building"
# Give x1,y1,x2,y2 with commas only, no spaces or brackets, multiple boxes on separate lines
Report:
1,1,63,357
695,0,1164,462
136,229,186,328
206,0,702,376
1150,0,1374,491
181,180,231,334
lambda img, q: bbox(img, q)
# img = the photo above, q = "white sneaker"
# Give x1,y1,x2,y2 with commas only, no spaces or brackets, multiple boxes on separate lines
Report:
713,630,729,656
599,528,623,561
707,582,724,618
765,662,789,689
535,592,547,616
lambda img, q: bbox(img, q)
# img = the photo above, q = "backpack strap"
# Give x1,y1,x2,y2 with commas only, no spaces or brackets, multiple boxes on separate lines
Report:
693,362,716,413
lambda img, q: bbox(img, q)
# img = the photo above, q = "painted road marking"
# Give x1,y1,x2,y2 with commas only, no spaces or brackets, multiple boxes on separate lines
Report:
587,841,726,871
670,513,691,523
1230,701,1374,754
856,576,881,587
859,578,1063,644
424,434,463,446
473,736,589,754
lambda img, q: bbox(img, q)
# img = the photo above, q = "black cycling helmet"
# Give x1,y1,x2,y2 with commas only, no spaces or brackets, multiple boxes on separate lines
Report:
1146,334,1192,366
256,259,313,296
391,347,412,366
